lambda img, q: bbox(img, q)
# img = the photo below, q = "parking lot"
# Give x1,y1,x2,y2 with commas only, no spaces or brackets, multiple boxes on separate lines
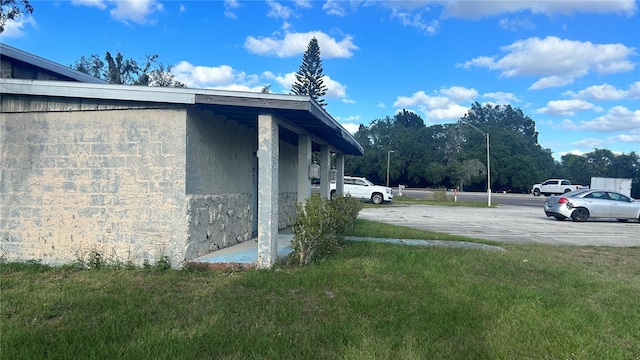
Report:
357,204,640,247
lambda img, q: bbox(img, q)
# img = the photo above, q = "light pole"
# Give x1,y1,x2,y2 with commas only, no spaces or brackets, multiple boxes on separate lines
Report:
386,150,395,187
460,121,491,207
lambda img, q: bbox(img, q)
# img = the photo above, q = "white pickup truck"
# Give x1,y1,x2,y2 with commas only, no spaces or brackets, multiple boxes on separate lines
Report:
330,176,393,204
531,179,586,196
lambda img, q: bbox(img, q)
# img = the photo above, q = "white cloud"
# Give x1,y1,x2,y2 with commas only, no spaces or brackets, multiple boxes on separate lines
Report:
109,0,163,24
578,106,640,132
461,36,636,90
71,0,106,9
393,87,475,122
323,0,347,17
440,86,478,102
482,92,522,105
537,99,602,116
266,0,292,19
171,61,266,91
224,0,240,19
559,149,588,157
569,133,640,151
0,15,37,38
245,31,358,58
71,0,163,24
498,17,535,31
294,0,313,9
390,8,439,35
340,123,361,134
564,82,640,101
335,115,362,134
437,0,637,18
322,75,347,99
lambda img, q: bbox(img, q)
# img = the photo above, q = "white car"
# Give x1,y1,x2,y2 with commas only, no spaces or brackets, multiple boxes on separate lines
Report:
330,176,393,204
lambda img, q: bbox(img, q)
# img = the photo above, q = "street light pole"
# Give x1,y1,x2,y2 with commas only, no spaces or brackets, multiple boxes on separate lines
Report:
460,121,491,207
386,150,395,187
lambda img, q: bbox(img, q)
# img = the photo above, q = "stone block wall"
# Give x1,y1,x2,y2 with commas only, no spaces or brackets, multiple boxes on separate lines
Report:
0,102,189,267
185,194,253,259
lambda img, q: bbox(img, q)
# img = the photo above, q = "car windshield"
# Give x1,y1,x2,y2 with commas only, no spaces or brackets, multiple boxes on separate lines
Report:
362,178,374,186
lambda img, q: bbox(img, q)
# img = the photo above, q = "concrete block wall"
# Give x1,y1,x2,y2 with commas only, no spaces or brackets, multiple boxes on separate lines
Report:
0,105,189,267
1,99,305,266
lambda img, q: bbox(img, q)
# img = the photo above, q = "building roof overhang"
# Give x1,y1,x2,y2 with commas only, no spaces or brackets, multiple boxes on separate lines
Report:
0,78,364,156
0,43,108,84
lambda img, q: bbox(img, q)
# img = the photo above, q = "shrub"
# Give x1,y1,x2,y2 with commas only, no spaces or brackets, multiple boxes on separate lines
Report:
432,188,451,202
290,195,363,266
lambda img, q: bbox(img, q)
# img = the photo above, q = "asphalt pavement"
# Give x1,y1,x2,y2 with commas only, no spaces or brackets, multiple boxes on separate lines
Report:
358,204,640,247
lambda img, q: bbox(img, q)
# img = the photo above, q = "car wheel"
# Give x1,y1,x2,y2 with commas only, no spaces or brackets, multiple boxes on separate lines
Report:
330,190,337,200
371,193,383,204
533,189,541,196
553,215,566,221
564,189,572,193
571,208,590,222
616,219,629,223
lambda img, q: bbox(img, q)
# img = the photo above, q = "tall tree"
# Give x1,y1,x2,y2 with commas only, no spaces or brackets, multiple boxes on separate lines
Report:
72,51,185,87
291,37,328,107
0,0,33,33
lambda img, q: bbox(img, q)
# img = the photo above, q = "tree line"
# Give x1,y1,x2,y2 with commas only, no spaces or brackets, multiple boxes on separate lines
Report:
344,103,639,197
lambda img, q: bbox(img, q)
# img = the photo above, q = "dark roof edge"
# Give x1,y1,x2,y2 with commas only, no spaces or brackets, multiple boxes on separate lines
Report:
307,98,364,155
0,43,107,84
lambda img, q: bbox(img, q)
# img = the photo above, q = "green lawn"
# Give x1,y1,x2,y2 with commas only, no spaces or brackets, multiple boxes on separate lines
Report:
2,223,639,359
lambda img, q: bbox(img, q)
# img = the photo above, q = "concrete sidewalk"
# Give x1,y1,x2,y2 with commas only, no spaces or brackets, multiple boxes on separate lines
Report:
190,232,294,269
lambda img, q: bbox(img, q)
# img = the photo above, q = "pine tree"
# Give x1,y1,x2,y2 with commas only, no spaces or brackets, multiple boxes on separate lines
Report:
291,37,328,107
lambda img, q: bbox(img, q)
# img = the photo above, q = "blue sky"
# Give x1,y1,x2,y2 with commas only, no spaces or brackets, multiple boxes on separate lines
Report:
2,0,639,159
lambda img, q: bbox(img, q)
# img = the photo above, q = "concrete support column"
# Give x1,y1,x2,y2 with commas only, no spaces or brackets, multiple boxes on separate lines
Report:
257,114,278,269
335,152,344,195
319,145,331,199
297,134,312,204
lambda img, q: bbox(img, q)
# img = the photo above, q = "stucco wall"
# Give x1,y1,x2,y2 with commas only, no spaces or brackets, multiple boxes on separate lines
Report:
184,108,256,258
0,105,189,267
279,140,298,228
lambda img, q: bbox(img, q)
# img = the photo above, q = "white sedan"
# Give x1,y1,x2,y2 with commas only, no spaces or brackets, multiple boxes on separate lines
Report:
544,189,640,222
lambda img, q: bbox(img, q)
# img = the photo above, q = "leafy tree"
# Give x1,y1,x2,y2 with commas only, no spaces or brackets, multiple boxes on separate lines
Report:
0,0,33,33
345,103,637,195
561,149,640,195
395,109,424,128
291,37,328,107
457,102,554,192
456,159,486,191
72,52,185,87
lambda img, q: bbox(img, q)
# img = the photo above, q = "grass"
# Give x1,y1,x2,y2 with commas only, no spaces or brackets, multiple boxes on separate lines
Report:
2,224,639,359
348,219,497,244
391,194,497,207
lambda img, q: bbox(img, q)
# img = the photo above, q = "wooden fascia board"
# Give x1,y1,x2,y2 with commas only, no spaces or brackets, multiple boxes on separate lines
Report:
195,93,310,111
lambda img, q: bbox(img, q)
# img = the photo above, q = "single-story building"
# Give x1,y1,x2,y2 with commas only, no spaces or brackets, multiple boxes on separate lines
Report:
0,44,361,269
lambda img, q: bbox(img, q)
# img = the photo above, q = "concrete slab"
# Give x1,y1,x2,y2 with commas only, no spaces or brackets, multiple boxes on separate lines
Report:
357,204,640,247
190,233,294,268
